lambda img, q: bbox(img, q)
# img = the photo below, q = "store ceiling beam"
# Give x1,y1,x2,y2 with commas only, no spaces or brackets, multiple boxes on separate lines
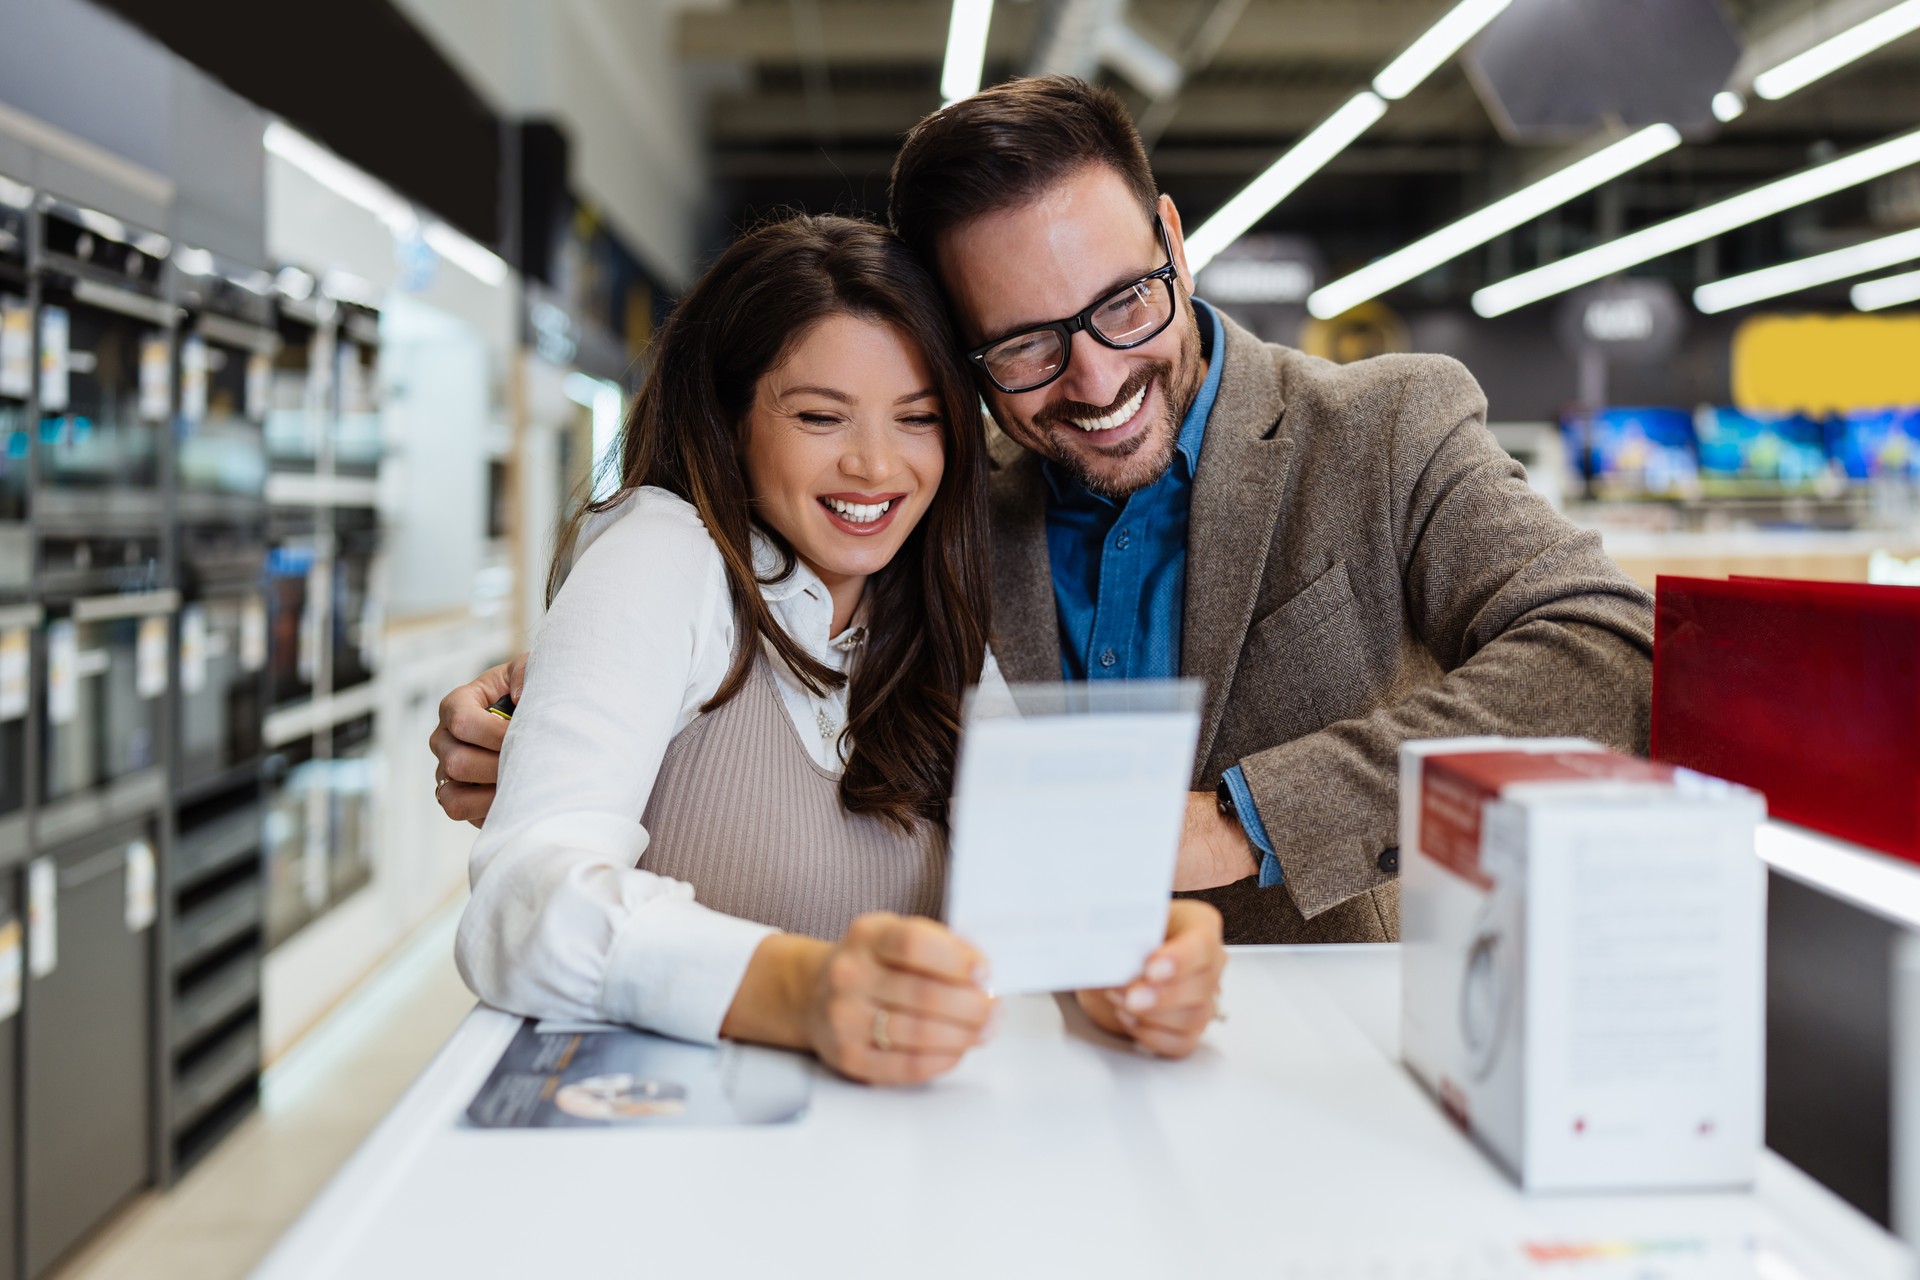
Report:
679,0,1445,65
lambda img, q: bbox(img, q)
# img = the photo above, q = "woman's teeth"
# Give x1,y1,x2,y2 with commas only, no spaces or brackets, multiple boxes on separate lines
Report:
1069,382,1148,433
823,497,895,524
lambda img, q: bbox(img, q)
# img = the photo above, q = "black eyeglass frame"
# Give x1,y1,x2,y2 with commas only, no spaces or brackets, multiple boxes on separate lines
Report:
963,215,1182,395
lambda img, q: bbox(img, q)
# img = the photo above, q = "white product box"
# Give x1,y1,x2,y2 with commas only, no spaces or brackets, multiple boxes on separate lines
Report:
1399,736,1767,1192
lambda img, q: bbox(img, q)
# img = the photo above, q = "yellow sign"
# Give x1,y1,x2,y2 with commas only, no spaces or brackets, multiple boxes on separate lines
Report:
1731,313,1920,414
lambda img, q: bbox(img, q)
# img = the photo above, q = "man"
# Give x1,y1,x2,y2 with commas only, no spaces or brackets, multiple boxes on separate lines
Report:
433,76,1653,945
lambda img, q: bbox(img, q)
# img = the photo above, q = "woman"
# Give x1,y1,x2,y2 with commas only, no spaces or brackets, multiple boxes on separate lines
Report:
457,215,1219,1086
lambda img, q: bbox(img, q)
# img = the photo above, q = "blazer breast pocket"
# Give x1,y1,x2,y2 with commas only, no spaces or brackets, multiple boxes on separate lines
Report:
1230,561,1373,741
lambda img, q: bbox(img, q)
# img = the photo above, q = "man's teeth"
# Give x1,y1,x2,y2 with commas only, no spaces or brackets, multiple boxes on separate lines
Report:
1069,383,1147,433
823,497,895,524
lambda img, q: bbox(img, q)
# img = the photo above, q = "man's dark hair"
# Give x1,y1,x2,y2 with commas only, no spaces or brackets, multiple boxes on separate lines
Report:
888,75,1158,273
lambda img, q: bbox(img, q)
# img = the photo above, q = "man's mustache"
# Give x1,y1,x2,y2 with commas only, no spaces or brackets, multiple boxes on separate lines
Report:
1035,365,1165,429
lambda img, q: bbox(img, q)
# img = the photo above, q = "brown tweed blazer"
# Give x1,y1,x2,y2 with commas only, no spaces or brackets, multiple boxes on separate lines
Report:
984,312,1654,944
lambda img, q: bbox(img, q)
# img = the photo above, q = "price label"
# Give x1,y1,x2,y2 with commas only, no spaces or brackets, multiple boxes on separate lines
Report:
38,307,69,413
180,605,208,694
137,614,169,699
26,859,56,979
0,918,20,1022
125,841,157,932
0,625,26,721
180,334,209,424
240,595,268,672
0,295,31,398
46,620,77,725
138,332,171,422
246,352,271,423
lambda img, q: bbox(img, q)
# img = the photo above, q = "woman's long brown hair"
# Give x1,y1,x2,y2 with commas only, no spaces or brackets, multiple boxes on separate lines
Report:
549,214,991,829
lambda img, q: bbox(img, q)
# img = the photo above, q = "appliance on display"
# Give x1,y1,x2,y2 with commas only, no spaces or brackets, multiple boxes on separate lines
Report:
330,508,379,693
0,602,36,848
174,251,276,521
1561,406,1699,499
0,173,31,599
1694,406,1831,493
1399,736,1765,1192
332,302,381,478
174,526,267,798
31,197,175,528
265,282,328,474
323,714,376,903
261,735,325,949
264,536,319,710
1654,575,1920,864
1826,406,1920,482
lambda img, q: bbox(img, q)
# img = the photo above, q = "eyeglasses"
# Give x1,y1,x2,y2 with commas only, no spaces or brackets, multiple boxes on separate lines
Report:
964,216,1182,395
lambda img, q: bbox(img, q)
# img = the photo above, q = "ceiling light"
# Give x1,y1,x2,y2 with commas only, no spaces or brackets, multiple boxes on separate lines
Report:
1853,267,1920,310
1308,124,1680,319
941,0,993,103
422,220,508,288
1186,92,1387,273
1752,0,1920,100
1694,225,1920,313
264,120,416,234
1372,0,1513,100
1712,90,1747,122
1473,124,1920,316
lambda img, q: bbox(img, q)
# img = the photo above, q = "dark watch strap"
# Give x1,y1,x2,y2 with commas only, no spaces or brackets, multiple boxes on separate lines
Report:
1216,776,1238,823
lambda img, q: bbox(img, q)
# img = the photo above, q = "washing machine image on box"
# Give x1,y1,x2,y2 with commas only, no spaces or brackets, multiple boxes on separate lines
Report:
1460,894,1516,1083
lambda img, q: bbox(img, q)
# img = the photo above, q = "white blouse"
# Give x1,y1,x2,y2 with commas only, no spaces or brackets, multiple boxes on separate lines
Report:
455,487,1006,1045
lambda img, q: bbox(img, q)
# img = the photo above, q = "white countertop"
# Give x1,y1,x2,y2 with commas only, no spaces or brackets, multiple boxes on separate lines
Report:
250,946,1915,1280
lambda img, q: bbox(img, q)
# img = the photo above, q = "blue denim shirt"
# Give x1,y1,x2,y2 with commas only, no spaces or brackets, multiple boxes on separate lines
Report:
1043,299,1282,886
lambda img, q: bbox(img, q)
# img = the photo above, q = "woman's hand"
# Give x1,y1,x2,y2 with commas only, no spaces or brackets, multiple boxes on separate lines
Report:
723,914,995,1086
1075,900,1225,1058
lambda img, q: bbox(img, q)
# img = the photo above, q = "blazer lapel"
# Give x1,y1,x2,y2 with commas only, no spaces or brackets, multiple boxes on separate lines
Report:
1184,314,1295,771
985,428,1062,684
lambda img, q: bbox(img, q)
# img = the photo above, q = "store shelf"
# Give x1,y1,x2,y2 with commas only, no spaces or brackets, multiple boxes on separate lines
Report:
263,683,380,748
266,472,380,508
172,804,263,893
34,767,167,852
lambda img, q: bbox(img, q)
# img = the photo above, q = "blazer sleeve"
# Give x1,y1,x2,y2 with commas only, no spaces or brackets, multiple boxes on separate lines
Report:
1234,356,1655,921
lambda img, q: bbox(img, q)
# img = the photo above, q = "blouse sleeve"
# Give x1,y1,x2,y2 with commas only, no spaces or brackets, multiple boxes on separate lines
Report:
454,494,776,1044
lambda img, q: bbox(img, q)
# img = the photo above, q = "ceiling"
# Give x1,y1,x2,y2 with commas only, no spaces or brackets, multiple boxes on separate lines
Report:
678,0,1920,309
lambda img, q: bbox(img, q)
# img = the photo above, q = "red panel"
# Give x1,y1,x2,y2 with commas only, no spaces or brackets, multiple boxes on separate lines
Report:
1652,575,1920,863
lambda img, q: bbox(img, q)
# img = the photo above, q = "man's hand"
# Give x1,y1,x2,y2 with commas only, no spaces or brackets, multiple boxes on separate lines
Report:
431,655,527,827
1075,901,1225,1058
1172,790,1259,891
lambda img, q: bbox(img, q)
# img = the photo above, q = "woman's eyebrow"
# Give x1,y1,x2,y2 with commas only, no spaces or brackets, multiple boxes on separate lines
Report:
778,384,855,404
895,387,939,405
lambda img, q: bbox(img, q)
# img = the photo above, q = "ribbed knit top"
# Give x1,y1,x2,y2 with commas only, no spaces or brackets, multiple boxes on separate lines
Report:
639,657,947,940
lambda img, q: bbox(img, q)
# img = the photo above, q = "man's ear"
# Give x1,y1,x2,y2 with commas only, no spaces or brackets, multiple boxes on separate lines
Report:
1159,193,1196,295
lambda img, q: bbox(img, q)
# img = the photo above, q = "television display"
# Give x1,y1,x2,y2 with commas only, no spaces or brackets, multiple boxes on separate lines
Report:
1695,408,1828,492
1826,407,1920,482
1562,407,1699,498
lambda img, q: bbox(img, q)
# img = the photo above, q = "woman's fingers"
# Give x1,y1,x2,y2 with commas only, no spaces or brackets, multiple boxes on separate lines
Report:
869,966,995,1033
860,913,987,986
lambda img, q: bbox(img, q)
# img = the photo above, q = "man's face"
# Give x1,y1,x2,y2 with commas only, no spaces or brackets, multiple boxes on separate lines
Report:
937,164,1206,499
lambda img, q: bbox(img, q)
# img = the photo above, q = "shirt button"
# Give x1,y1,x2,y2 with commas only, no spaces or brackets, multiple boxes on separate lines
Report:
1115,529,1132,550
1099,648,1117,669
1378,847,1399,874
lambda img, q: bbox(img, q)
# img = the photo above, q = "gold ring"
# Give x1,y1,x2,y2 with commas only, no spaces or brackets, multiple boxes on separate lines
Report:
872,1007,893,1052
435,775,449,792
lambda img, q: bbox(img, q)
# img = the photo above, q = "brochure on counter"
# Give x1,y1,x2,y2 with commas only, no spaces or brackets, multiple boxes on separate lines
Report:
466,1019,812,1129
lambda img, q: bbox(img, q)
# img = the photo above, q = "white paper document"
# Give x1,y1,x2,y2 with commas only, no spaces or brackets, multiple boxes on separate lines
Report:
945,680,1201,995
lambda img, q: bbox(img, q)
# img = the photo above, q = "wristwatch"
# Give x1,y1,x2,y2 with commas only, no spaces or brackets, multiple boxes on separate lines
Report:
1215,776,1238,823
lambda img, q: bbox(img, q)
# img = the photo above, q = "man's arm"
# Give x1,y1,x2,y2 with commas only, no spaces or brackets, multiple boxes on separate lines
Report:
1234,358,1653,919
432,655,526,826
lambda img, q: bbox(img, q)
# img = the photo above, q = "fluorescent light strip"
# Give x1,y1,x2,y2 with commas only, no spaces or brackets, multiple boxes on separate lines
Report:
265,121,416,233
1712,91,1747,122
1694,225,1920,313
1853,267,1920,310
1753,0,1920,100
940,0,993,103
1308,124,1680,319
1186,92,1387,273
1473,124,1920,317
1373,0,1513,100
422,219,508,287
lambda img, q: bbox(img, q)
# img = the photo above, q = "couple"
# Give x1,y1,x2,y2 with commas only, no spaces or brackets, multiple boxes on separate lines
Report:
438,77,1655,1085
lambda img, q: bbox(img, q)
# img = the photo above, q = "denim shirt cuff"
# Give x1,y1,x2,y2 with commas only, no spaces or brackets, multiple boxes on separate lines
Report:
1222,764,1283,888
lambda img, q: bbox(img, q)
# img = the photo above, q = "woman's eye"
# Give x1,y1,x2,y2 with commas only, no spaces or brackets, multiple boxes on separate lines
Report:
900,414,942,430
797,412,842,426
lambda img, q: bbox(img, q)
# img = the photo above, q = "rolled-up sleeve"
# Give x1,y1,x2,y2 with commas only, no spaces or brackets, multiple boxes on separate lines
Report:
454,496,776,1044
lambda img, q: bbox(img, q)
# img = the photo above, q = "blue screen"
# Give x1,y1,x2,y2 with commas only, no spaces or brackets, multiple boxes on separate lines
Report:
1695,408,1828,486
1826,407,1920,481
1563,407,1699,496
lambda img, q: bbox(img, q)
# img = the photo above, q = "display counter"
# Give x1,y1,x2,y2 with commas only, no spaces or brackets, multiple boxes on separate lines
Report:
1597,528,1920,590
250,942,1913,1280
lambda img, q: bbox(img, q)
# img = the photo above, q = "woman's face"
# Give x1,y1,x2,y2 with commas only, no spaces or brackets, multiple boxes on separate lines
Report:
742,313,947,610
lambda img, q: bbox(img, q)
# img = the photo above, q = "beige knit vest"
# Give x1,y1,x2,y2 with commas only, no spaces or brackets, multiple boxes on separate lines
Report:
638,657,947,940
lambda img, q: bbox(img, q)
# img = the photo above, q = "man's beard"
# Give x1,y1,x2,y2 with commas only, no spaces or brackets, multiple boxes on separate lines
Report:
1028,309,1206,501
